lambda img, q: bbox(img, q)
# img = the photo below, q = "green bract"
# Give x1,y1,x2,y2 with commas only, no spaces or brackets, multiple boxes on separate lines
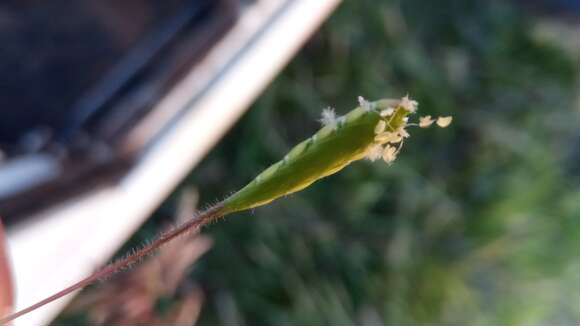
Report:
222,98,412,214
0,96,455,324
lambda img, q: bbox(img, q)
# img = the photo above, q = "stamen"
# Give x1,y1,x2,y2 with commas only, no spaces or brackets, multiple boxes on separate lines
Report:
398,128,410,138
374,120,387,134
400,95,418,113
436,116,453,128
366,143,384,161
382,145,397,163
419,115,435,128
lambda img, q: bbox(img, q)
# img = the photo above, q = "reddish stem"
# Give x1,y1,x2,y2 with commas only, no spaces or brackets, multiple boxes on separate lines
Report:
0,204,225,324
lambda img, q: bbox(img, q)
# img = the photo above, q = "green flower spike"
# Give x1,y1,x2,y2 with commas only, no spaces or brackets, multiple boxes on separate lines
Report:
0,96,452,324
223,95,451,213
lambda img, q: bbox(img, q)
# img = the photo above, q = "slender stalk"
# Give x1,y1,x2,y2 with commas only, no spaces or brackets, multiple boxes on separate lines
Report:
0,203,225,325
0,96,449,324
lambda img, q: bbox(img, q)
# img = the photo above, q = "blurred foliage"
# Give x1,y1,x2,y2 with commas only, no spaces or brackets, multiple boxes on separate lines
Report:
191,0,580,325
57,0,580,325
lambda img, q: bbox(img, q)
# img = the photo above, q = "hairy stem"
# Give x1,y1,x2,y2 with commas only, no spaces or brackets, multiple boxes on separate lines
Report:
1,96,444,324
0,203,226,324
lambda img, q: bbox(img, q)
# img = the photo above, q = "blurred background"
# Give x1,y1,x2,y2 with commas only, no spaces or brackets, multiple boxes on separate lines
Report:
4,0,580,325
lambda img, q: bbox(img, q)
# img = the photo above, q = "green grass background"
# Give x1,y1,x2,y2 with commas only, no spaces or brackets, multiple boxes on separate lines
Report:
57,0,580,325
